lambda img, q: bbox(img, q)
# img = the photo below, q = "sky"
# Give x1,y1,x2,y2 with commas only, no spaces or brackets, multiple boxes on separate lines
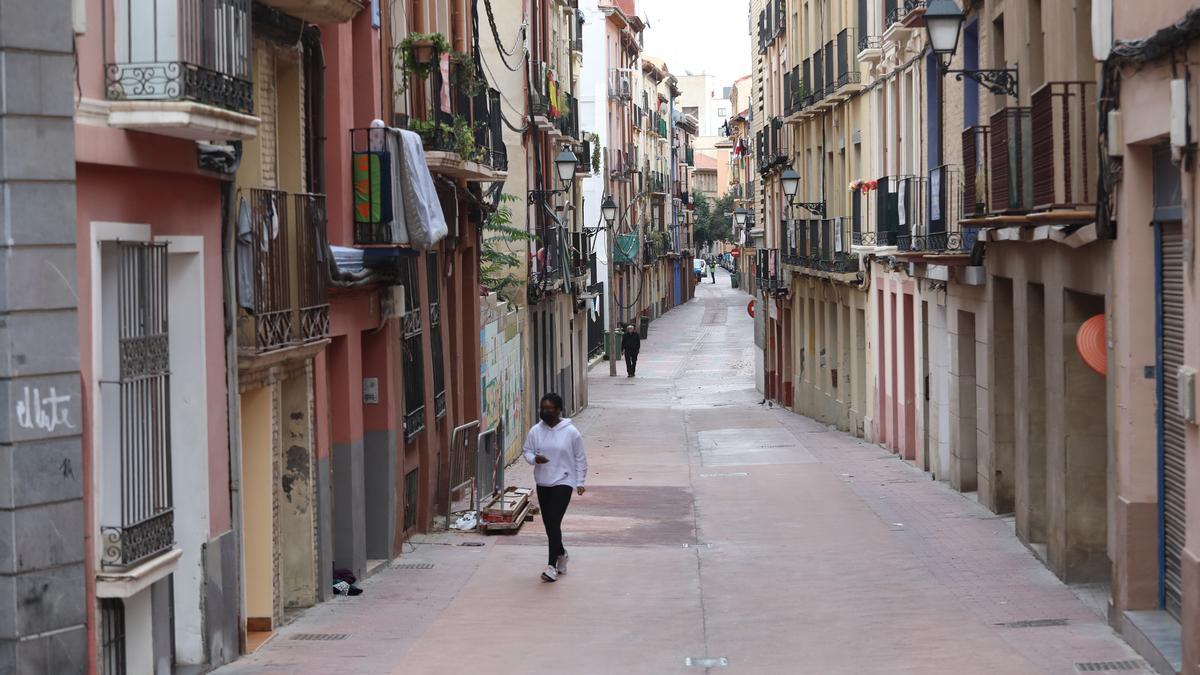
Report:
639,0,752,87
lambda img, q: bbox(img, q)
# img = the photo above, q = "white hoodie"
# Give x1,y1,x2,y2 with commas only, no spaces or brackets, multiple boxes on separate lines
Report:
522,418,588,488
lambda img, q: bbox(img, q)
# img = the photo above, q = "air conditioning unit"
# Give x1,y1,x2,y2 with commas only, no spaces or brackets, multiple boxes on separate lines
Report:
381,285,407,321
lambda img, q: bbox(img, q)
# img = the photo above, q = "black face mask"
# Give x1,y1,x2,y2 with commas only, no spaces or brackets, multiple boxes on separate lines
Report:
540,410,558,424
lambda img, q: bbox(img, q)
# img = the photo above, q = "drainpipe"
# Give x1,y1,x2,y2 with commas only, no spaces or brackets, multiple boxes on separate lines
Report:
219,178,248,654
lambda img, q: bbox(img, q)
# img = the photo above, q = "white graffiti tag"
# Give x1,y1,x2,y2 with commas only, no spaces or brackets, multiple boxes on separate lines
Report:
15,386,76,434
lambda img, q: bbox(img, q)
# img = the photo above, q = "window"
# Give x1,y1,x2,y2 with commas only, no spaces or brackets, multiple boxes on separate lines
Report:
399,256,425,440
718,107,728,117
403,468,419,531
426,252,446,419
100,241,173,569
100,598,126,675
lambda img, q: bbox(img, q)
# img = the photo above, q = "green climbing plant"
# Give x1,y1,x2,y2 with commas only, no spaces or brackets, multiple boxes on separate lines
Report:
480,194,533,303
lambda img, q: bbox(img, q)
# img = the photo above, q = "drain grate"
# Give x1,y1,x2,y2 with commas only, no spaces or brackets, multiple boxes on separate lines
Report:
682,543,713,548
1001,618,1070,628
291,633,349,641
393,562,434,569
685,657,728,668
699,472,749,478
1074,660,1149,672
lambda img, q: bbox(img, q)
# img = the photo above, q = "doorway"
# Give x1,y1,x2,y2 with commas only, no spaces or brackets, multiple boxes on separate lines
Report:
239,387,274,644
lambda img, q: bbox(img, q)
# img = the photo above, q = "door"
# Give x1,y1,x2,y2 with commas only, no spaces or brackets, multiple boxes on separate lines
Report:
1156,221,1186,620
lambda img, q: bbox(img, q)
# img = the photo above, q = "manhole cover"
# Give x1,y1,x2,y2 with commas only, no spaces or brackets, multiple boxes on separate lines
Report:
1074,661,1149,672
291,633,349,641
685,657,728,668
1001,618,1069,628
393,562,434,569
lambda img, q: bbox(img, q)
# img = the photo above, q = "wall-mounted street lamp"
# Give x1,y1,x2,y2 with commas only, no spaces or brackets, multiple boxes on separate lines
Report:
925,0,1018,98
783,167,826,217
601,194,618,227
734,207,749,228
528,148,581,204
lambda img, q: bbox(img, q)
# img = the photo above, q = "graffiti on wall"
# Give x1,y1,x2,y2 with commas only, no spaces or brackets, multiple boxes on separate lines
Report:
480,294,525,462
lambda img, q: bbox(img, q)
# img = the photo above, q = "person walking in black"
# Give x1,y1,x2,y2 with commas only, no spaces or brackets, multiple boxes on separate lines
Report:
621,323,641,377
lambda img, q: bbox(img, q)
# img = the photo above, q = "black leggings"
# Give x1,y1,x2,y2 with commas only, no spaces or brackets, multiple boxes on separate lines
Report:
537,484,573,565
624,350,639,375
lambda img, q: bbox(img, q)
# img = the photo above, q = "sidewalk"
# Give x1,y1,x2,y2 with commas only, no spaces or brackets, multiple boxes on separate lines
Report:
217,275,1145,675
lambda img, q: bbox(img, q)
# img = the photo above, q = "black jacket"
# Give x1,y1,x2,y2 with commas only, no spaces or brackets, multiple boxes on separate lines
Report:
621,331,641,354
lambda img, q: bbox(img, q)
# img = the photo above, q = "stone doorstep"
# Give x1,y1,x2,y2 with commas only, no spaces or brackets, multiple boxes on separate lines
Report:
1118,610,1183,675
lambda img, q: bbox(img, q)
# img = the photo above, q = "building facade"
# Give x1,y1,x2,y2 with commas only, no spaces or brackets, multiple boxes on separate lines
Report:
69,0,497,669
754,0,1200,672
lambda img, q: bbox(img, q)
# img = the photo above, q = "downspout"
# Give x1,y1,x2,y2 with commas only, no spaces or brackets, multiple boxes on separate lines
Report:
219,176,247,654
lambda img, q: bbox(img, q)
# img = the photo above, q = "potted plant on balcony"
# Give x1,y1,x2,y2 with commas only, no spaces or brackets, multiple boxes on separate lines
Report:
397,32,451,93
450,51,487,97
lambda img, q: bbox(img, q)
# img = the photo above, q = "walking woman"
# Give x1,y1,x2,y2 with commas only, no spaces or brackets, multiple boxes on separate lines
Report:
523,393,588,582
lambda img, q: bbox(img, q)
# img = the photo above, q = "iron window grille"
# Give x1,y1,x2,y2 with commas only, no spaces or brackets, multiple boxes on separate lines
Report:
101,242,175,569
400,257,425,440
104,0,253,114
403,468,419,531
427,252,446,419
101,598,126,675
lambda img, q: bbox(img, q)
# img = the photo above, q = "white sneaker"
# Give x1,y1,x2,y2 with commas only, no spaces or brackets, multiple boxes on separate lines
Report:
541,565,559,582
556,552,569,575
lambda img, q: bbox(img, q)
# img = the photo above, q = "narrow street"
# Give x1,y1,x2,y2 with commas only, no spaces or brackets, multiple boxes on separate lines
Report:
219,274,1142,675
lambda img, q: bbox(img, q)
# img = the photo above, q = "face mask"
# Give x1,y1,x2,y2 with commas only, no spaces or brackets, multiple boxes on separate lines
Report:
540,410,557,424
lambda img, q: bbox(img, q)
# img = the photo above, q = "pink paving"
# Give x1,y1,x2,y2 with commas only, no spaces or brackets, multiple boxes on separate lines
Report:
216,279,1145,675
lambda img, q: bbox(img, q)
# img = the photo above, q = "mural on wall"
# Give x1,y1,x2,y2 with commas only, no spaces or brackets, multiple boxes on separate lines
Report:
481,293,525,462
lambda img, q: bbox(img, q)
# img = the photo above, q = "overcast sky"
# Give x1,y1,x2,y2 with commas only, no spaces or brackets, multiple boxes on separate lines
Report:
639,0,752,87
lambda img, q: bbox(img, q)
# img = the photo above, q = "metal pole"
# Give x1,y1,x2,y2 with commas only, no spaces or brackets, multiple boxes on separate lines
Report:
607,216,617,377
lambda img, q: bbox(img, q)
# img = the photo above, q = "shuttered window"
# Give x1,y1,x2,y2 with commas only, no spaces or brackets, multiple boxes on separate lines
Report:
1154,143,1186,621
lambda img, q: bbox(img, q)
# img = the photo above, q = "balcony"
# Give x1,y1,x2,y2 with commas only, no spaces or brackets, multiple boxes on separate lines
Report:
608,68,633,101
831,29,864,99
556,93,580,141
883,0,926,45
962,125,991,218
989,106,1033,214
609,148,632,182
649,171,668,195
393,48,506,181
104,0,258,140
257,0,363,23
237,189,330,356
1030,81,1098,214
894,175,929,251
857,34,884,64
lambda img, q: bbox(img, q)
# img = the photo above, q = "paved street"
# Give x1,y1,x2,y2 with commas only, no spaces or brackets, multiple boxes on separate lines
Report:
219,273,1144,675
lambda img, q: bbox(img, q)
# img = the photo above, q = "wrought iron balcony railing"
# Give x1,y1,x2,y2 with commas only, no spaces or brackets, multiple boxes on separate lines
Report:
105,0,253,114
238,189,330,353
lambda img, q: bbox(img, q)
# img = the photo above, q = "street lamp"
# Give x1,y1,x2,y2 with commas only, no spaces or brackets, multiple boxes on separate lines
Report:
601,194,618,227
924,0,1018,98
783,165,826,217
555,148,579,185
781,168,800,199
734,207,748,228
529,148,581,204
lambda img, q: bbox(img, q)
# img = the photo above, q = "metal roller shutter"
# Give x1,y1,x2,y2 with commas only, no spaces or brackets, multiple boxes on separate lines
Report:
1158,222,1186,620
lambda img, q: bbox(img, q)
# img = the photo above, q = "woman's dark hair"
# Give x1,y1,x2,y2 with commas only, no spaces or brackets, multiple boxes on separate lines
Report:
540,393,564,411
